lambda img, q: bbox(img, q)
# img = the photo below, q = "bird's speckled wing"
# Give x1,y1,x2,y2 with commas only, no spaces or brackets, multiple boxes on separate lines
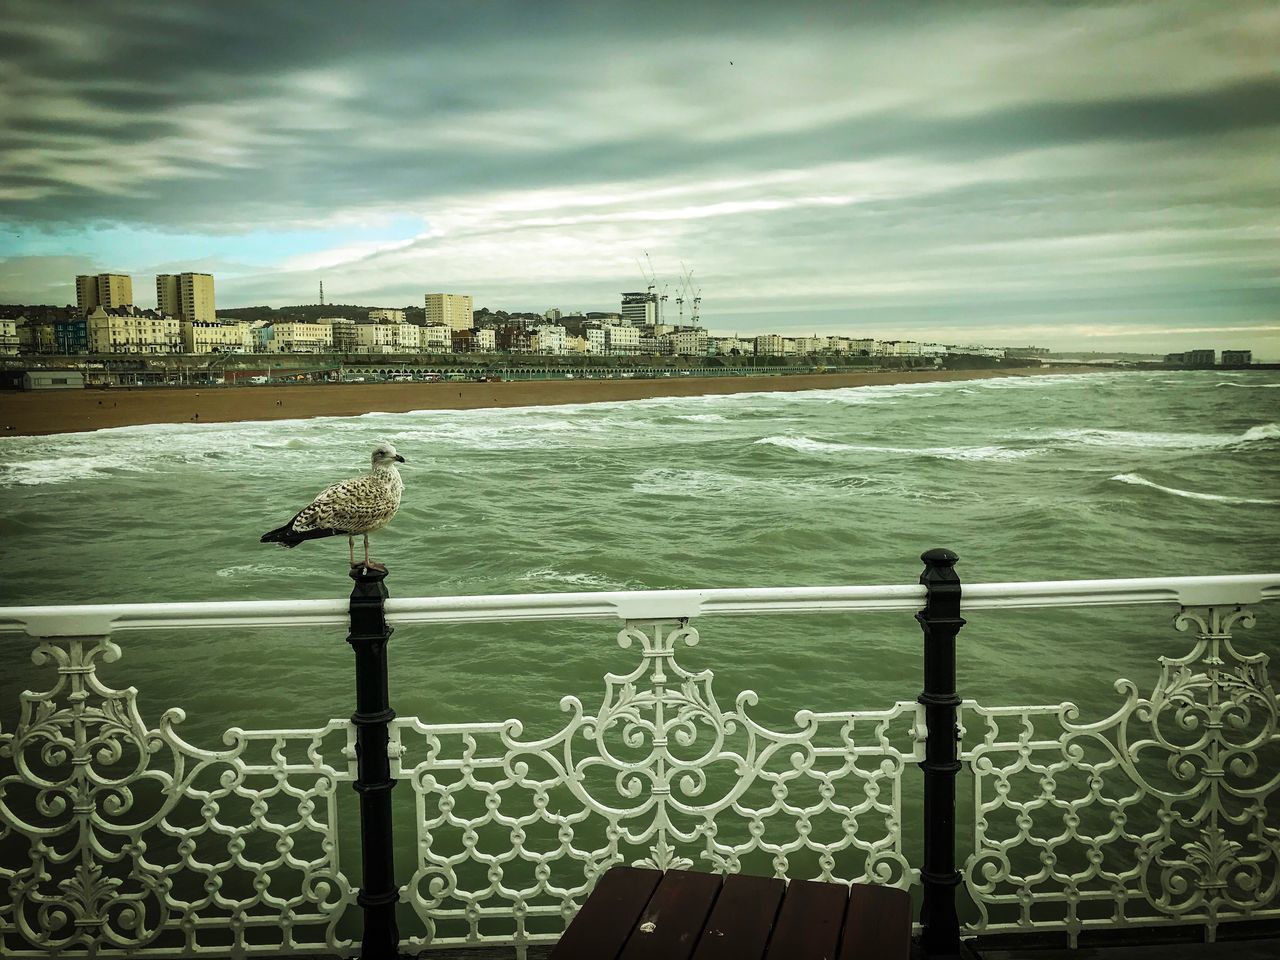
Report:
287,472,402,535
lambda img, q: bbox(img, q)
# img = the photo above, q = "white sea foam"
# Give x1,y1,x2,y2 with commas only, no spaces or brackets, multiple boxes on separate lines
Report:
216,563,318,579
630,466,842,499
673,413,729,422
632,467,760,497
1020,423,1278,450
825,385,941,404
755,435,855,454
0,454,151,486
395,417,605,449
1218,382,1280,389
934,445,1038,462
517,568,635,590
754,435,1038,461
1109,474,1277,505
1241,423,1280,441
0,426,379,486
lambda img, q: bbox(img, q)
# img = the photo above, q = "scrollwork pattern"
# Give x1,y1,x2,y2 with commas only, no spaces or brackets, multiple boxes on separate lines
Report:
0,635,357,956
963,604,1279,945
394,620,922,951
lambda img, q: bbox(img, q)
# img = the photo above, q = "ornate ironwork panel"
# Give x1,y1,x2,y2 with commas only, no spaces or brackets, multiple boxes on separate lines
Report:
0,635,358,956
394,620,922,952
962,604,1280,945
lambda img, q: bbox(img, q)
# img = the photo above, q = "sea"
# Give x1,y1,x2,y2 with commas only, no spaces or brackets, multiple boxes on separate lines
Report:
1,368,1278,750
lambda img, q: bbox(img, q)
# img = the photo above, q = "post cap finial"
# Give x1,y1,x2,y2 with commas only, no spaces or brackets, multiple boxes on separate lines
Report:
920,547,959,566
349,563,389,584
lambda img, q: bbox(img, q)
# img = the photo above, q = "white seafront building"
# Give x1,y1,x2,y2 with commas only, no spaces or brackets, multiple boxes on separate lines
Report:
179,319,251,354
709,336,754,356
265,320,333,353
754,334,787,356
86,307,180,354
393,322,420,351
419,325,453,351
533,324,568,355
605,323,640,355
666,329,709,357
350,321,423,354
328,317,358,353
354,322,396,354
0,316,18,356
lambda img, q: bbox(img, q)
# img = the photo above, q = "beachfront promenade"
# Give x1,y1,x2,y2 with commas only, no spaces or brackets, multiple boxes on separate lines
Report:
0,366,1084,435
1,553,1277,959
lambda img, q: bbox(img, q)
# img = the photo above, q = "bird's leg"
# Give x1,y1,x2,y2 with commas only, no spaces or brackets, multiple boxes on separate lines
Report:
361,534,387,572
348,535,355,567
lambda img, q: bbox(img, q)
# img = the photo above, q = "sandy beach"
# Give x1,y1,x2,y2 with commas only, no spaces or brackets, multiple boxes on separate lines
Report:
0,367,1094,436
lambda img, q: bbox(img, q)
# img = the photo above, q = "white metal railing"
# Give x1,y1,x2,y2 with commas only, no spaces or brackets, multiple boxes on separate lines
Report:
1,571,1277,957
4,574,1276,635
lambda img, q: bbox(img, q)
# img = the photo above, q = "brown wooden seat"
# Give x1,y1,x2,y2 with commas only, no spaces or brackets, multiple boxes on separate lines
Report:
550,866,912,960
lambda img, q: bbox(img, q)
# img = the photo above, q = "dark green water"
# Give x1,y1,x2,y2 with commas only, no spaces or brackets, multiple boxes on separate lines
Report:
2,369,1278,948
1,369,1278,745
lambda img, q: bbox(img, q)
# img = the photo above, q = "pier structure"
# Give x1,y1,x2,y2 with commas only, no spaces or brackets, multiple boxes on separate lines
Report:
1,557,1278,958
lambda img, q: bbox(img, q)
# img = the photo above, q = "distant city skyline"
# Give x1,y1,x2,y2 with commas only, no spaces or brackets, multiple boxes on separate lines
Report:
1,1,1277,358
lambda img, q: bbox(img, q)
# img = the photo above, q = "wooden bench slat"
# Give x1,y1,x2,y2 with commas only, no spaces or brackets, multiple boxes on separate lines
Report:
838,883,913,960
691,872,786,960
618,869,723,960
552,868,913,960
550,866,663,960
763,878,850,960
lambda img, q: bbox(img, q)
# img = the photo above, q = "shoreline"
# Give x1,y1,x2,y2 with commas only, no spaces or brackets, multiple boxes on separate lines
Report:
0,367,1100,437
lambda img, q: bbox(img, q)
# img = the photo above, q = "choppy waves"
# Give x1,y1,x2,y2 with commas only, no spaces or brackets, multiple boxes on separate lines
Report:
0,453,150,486
754,435,1038,461
1110,473,1277,506
517,567,639,590
1016,422,1277,450
755,435,855,455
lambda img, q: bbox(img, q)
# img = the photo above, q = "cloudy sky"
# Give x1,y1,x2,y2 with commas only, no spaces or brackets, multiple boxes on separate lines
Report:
1,1,1277,355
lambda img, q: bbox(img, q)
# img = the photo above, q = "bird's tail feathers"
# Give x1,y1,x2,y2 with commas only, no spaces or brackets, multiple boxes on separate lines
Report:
260,524,343,548
260,524,301,547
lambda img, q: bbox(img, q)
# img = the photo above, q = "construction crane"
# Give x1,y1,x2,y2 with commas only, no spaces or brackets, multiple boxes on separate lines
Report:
681,263,702,327
677,262,693,325
635,257,656,296
641,251,669,325
643,251,658,289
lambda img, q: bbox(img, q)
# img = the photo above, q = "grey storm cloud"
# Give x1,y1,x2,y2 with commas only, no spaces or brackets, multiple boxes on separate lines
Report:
1,0,1277,353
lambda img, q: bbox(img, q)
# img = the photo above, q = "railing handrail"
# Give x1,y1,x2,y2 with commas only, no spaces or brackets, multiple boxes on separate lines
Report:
1,573,1276,637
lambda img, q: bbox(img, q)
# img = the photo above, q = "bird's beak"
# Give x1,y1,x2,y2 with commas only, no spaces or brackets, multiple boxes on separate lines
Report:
395,454,406,463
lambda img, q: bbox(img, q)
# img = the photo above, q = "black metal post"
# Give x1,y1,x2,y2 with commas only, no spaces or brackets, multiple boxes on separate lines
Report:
348,565,401,959
917,548,965,959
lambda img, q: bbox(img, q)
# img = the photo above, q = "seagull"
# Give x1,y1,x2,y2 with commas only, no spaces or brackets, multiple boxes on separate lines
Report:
260,443,406,570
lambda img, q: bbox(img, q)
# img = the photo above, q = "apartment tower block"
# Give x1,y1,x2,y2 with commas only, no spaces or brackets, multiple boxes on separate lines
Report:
76,274,134,314
424,293,474,331
157,273,216,322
